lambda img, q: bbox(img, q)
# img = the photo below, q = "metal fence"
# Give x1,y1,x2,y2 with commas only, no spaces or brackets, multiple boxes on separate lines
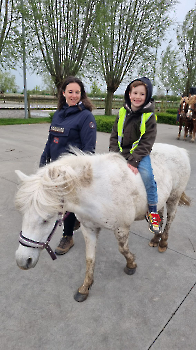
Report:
0,93,180,113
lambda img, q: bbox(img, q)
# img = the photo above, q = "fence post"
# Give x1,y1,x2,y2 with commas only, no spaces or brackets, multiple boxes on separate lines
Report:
27,93,31,118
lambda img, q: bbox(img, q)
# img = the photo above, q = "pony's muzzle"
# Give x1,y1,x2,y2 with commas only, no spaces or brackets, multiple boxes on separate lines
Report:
17,257,32,270
15,246,39,269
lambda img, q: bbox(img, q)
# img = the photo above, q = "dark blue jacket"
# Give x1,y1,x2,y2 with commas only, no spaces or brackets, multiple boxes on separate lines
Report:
40,102,96,166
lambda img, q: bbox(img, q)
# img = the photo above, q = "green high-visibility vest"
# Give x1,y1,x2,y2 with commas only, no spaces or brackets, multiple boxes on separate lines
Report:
117,107,157,154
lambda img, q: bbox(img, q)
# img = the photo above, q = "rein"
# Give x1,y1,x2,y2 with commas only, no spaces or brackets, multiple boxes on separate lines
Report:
19,212,70,260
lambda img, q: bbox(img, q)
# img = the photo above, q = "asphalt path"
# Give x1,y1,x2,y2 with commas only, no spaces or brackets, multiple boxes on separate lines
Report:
0,120,196,350
0,107,118,118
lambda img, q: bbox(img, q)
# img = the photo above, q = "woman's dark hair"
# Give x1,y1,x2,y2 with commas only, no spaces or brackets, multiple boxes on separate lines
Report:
58,76,93,111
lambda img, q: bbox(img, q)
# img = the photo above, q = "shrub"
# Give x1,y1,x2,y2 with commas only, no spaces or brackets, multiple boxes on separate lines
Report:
94,116,115,133
49,111,177,132
156,113,177,125
166,108,178,115
49,112,54,123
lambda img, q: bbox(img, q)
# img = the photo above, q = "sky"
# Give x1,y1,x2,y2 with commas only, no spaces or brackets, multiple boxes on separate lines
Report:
11,0,196,93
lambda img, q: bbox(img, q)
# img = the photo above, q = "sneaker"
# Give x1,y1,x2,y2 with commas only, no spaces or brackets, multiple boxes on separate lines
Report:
55,236,74,255
146,212,161,234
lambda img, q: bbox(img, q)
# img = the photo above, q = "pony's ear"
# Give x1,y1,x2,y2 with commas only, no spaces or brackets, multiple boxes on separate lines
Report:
15,170,29,182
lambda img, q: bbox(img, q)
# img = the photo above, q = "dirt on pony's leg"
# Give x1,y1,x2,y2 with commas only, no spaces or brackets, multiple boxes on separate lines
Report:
158,197,179,253
149,206,164,248
149,233,162,247
114,227,137,275
74,226,100,302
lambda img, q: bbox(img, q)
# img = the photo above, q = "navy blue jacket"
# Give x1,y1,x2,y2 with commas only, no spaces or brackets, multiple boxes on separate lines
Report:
40,102,96,166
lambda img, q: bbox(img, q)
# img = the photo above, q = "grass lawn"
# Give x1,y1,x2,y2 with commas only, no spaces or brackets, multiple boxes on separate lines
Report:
0,116,114,126
0,117,51,125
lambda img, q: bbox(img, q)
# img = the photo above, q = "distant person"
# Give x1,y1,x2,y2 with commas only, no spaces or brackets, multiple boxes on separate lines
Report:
40,76,97,254
189,87,196,96
109,77,161,234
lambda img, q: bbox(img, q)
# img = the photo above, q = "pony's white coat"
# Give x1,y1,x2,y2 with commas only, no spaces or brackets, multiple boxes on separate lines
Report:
15,143,191,300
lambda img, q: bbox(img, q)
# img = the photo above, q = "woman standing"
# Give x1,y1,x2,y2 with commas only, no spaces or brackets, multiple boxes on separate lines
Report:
40,76,97,254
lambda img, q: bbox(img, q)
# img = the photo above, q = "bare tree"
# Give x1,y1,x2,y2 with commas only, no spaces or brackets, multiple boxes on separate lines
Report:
177,7,196,96
24,0,100,93
91,0,176,115
0,70,18,92
0,0,19,67
158,44,184,96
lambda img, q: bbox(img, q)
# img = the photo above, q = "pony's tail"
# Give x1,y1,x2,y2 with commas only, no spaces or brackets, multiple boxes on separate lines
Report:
178,192,191,206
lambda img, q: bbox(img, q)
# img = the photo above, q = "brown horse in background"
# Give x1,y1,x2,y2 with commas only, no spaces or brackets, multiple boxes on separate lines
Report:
177,97,193,140
187,95,196,142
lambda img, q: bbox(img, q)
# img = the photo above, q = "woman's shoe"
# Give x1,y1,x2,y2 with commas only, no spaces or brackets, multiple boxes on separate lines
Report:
55,236,74,255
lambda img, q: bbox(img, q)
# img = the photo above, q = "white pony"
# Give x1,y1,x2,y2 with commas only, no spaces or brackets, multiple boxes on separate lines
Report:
15,143,191,302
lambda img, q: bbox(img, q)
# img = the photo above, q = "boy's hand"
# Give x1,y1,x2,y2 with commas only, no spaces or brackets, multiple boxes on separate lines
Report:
127,163,138,174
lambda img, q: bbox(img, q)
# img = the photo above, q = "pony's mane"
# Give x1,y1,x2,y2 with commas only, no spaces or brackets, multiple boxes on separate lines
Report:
15,157,80,219
15,149,126,219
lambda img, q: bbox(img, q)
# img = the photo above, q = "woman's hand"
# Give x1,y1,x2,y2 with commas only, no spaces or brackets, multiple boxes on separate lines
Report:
127,163,138,174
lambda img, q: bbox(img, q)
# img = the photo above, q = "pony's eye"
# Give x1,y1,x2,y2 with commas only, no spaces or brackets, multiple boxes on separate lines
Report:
43,220,48,224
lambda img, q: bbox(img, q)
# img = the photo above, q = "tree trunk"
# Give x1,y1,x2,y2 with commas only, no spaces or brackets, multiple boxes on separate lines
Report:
185,74,191,96
105,89,114,115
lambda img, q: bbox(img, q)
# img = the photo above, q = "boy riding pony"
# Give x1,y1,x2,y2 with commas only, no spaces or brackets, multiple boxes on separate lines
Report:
109,77,161,234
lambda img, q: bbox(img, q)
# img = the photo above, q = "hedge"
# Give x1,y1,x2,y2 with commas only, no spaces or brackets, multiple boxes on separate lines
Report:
94,116,115,133
165,108,178,115
156,113,177,125
49,111,178,133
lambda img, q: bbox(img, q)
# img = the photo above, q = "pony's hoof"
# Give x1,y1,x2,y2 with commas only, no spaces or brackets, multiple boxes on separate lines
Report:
149,241,158,247
124,266,136,275
158,245,167,253
74,289,89,302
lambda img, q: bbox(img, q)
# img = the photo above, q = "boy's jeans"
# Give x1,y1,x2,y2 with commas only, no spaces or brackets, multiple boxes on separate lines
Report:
138,155,158,205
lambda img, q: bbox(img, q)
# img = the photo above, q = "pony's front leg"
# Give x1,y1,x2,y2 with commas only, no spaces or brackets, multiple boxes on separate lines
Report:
190,121,195,142
74,226,100,302
114,227,137,275
184,122,189,140
177,121,182,139
158,198,179,253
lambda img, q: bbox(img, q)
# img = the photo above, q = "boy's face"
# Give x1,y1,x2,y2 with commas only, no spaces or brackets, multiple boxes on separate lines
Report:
129,85,146,111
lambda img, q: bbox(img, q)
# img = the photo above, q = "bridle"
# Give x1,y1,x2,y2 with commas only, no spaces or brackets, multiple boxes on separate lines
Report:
19,212,70,260
187,106,193,116
180,101,188,118
187,103,196,119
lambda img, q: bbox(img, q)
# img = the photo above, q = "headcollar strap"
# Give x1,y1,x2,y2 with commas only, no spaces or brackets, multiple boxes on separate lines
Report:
19,212,70,261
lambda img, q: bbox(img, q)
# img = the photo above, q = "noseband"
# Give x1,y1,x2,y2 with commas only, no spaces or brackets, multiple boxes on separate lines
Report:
19,212,70,260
